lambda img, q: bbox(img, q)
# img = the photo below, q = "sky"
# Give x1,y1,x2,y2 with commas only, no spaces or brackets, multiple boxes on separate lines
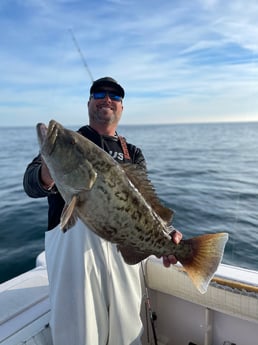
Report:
1,0,258,126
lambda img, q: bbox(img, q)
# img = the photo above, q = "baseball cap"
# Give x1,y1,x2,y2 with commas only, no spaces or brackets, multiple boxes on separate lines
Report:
90,77,125,98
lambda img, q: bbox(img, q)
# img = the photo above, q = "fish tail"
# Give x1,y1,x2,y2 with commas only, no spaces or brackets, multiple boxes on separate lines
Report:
179,232,228,294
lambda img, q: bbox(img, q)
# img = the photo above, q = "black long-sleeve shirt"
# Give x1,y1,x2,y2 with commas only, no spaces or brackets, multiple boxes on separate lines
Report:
23,125,146,230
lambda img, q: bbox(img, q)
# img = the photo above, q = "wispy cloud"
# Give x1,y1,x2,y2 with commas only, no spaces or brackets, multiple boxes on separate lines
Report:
1,0,258,126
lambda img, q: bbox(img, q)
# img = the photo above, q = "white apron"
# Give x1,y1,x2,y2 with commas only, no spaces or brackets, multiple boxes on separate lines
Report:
45,219,143,345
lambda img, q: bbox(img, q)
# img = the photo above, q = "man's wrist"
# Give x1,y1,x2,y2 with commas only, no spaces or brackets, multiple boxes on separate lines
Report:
39,166,55,191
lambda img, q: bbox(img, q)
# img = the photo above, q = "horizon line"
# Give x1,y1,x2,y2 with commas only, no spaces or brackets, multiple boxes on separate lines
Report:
1,119,258,128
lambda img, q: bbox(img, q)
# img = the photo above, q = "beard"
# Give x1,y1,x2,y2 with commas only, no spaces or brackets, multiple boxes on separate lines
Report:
90,107,119,125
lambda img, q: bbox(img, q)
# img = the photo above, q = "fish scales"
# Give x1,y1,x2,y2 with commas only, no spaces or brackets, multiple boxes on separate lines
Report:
79,168,167,251
37,120,229,294
66,143,168,251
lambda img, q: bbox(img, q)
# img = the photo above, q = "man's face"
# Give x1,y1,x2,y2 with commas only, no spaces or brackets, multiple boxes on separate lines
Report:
88,87,124,126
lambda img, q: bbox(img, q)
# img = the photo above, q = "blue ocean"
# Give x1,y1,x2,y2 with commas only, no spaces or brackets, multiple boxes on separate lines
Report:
1,122,258,283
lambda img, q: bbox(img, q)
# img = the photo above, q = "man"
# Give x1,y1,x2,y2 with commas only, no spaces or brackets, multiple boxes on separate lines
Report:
23,77,182,345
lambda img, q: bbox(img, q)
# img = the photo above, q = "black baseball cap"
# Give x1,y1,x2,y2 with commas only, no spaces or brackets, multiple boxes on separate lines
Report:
90,77,125,98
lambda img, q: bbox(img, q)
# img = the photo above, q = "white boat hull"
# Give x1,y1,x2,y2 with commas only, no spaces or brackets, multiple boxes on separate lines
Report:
142,256,258,345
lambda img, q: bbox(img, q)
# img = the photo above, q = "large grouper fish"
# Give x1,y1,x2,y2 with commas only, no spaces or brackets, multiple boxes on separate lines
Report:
37,120,228,294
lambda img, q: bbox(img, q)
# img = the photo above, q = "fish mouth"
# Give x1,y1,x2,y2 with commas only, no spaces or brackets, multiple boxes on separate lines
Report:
36,119,59,156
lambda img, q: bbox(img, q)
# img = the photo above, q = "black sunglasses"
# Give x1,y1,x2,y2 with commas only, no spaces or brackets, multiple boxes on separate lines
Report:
91,91,122,102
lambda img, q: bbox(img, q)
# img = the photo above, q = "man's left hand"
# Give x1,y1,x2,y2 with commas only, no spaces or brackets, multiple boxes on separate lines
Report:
162,229,182,267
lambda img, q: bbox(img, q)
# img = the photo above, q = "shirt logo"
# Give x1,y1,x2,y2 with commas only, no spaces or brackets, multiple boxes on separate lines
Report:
109,151,124,161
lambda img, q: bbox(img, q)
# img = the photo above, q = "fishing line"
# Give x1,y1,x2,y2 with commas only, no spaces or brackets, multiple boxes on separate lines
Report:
68,28,94,82
231,193,241,262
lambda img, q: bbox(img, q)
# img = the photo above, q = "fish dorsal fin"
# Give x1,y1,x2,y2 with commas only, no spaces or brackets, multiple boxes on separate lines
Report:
121,164,174,223
60,195,78,232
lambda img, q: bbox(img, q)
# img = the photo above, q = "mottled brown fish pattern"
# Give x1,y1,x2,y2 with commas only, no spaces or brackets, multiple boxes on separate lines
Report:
37,120,228,294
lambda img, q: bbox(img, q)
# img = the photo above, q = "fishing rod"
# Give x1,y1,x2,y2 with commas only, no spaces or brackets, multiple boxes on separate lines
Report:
141,262,158,345
68,28,159,344
68,28,94,83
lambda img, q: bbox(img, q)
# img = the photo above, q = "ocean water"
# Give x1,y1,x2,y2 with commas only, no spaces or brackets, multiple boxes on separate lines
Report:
1,122,258,283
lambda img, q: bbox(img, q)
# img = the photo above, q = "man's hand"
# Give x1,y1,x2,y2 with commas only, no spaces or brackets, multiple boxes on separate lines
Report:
40,157,54,190
162,229,182,267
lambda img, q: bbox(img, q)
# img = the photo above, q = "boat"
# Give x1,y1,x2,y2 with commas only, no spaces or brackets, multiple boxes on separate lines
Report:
1,253,258,345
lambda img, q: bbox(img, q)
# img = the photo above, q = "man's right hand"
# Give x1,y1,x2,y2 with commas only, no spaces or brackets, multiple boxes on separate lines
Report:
40,157,54,190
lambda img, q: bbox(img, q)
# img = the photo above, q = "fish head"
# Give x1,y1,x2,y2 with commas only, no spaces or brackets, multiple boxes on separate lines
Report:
37,119,97,197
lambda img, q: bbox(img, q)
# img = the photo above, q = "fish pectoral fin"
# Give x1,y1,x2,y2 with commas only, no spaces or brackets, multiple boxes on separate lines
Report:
60,195,78,232
84,167,97,190
117,244,149,265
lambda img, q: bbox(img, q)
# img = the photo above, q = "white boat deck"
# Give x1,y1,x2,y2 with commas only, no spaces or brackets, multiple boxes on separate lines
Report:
0,261,51,345
1,253,258,345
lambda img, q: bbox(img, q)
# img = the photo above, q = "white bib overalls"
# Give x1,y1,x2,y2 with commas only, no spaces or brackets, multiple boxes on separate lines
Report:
45,219,143,345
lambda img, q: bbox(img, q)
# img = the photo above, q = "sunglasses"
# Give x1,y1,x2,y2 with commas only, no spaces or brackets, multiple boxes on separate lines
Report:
91,91,122,102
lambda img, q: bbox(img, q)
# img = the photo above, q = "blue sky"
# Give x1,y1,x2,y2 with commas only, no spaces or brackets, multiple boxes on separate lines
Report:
1,0,258,126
